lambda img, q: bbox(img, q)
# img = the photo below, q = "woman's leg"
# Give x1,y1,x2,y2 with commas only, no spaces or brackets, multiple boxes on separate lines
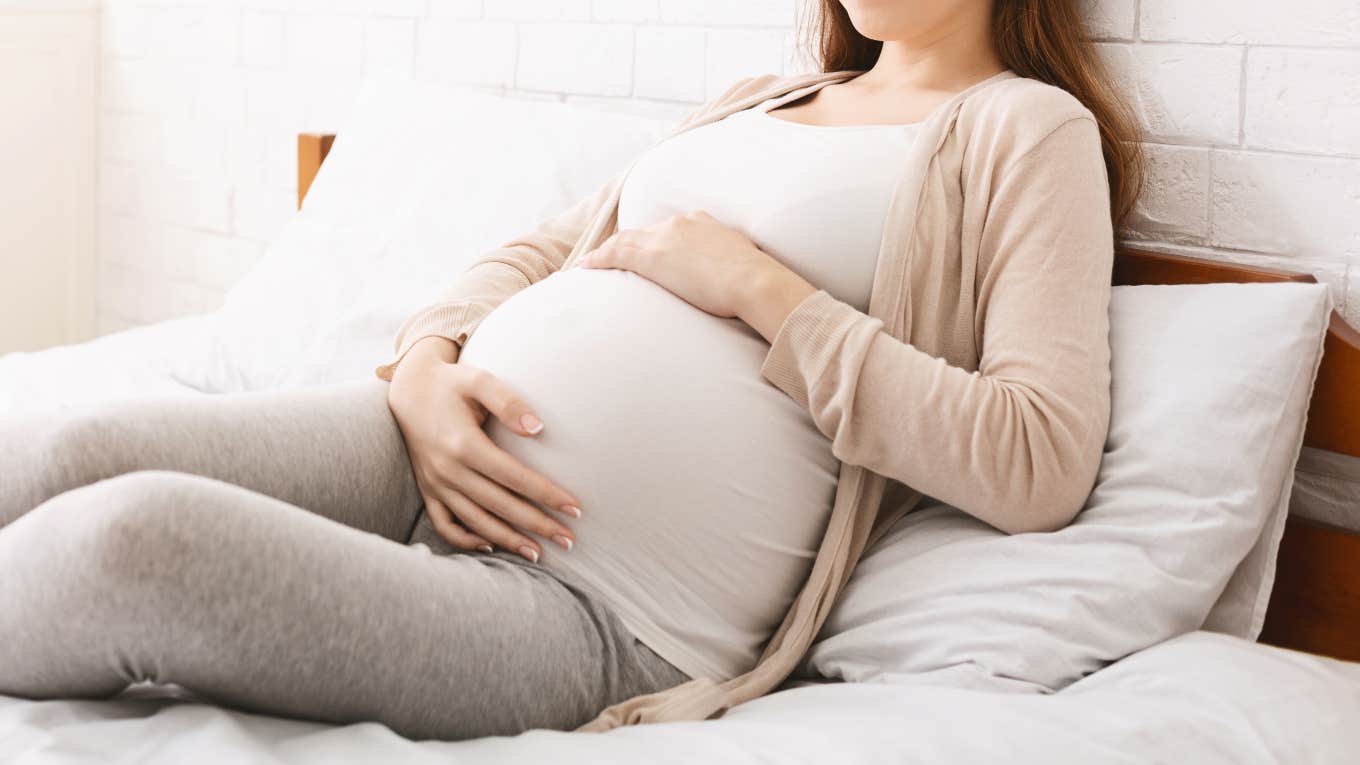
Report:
0,470,689,740
0,378,422,541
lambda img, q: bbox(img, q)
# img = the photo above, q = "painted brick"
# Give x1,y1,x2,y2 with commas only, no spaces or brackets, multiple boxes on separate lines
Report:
1211,151,1360,262
249,0,426,14
98,162,142,217
705,28,783,101
593,0,660,22
781,27,815,76
303,76,365,135
1345,266,1357,329
1126,144,1211,244
155,6,238,62
286,14,364,77
161,225,262,290
99,210,162,274
355,0,428,16
1245,48,1360,156
1083,0,1137,41
1098,42,1242,144
101,5,153,57
517,23,633,96
164,281,227,319
634,26,705,101
486,0,591,22
87,0,1360,336
100,112,161,165
96,312,138,336
417,19,516,87
160,115,229,175
660,0,796,27
241,11,284,69
364,16,416,77
96,261,152,324
192,68,249,125
242,70,308,132
1141,0,1360,45
427,0,484,18
102,58,193,118
156,173,234,234
101,167,231,235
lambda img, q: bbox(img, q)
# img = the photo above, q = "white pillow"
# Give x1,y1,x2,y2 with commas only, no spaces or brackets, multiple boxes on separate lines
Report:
800,281,1333,693
177,77,677,393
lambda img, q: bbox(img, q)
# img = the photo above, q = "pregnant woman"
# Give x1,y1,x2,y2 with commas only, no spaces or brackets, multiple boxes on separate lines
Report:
0,0,1140,742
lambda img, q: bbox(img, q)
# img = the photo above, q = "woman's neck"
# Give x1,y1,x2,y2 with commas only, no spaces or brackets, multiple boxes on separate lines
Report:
853,9,1006,95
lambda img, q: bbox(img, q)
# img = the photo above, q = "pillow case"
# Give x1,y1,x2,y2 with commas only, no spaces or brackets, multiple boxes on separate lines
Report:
799,281,1333,693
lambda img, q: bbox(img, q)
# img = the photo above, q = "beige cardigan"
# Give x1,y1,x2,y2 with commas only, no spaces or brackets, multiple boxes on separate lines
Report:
375,67,1115,731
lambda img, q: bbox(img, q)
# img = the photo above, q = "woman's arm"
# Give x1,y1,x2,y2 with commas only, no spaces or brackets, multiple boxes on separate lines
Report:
375,179,616,379
375,77,763,381
753,116,1115,535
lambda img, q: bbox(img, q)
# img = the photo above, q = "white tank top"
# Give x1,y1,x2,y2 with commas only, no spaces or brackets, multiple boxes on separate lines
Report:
455,87,922,681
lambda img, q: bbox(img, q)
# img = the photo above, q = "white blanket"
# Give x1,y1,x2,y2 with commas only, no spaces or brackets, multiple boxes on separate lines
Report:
2,632,1357,763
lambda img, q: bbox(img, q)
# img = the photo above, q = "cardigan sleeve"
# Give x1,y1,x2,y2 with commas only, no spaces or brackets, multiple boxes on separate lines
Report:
757,116,1115,535
375,77,763,381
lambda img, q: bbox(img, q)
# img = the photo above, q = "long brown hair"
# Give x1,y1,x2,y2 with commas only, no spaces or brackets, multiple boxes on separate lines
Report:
800,0,1144,234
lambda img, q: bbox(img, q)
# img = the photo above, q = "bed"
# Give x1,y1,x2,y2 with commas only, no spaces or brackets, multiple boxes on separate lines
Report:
3,77,1360,763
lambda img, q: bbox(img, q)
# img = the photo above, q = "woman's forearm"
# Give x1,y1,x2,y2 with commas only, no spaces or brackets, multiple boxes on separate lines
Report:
737,263,818,345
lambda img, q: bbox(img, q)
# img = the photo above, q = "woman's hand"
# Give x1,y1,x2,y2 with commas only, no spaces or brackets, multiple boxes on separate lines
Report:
576,211,817,339
386,336,582,563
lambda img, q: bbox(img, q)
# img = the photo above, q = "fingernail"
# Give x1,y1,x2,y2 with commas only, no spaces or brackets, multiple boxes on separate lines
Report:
553,534,573,552
562,504,582,518
520,413,543,435
476,544,493,554
518,545,539,563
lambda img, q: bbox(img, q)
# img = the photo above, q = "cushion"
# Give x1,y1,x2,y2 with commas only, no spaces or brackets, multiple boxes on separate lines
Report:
175,76,677,393
799,281,1332,693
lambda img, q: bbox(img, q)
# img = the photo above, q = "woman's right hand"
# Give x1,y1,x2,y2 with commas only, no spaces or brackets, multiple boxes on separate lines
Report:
386,336,581,563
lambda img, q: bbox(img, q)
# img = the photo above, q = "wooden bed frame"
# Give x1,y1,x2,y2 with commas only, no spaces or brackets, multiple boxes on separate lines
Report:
297,132,1360,664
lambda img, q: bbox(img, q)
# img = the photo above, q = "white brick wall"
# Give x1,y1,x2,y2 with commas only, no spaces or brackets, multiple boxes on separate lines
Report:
96,0,1360,332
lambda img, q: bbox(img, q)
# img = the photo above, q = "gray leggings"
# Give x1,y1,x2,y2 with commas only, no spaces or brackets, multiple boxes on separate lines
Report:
0,378,690,741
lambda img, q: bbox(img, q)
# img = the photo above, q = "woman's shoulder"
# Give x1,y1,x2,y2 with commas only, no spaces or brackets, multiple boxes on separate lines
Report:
670,72,787,131
957,75,1101,160
690,70,860,117
706,71,827,111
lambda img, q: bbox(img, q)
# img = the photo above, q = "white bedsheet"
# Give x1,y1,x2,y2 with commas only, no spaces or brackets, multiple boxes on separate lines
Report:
2,632,1357,763
0,317,211,414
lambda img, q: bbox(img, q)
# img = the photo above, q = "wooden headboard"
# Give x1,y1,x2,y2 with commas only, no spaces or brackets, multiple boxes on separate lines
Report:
297,132,1360,664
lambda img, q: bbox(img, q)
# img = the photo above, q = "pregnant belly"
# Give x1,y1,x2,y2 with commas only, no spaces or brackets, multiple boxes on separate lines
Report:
455,267,840,681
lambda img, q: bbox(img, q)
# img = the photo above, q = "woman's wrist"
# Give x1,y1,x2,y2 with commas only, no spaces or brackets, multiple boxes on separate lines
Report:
390,336,459,385
738,263,818,345
407,335,460,365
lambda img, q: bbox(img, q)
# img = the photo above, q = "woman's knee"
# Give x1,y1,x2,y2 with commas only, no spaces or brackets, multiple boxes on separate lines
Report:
28,471,218,587
38,405,135,484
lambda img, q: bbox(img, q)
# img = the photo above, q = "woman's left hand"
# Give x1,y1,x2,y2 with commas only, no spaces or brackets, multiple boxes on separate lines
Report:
575,211,804,321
